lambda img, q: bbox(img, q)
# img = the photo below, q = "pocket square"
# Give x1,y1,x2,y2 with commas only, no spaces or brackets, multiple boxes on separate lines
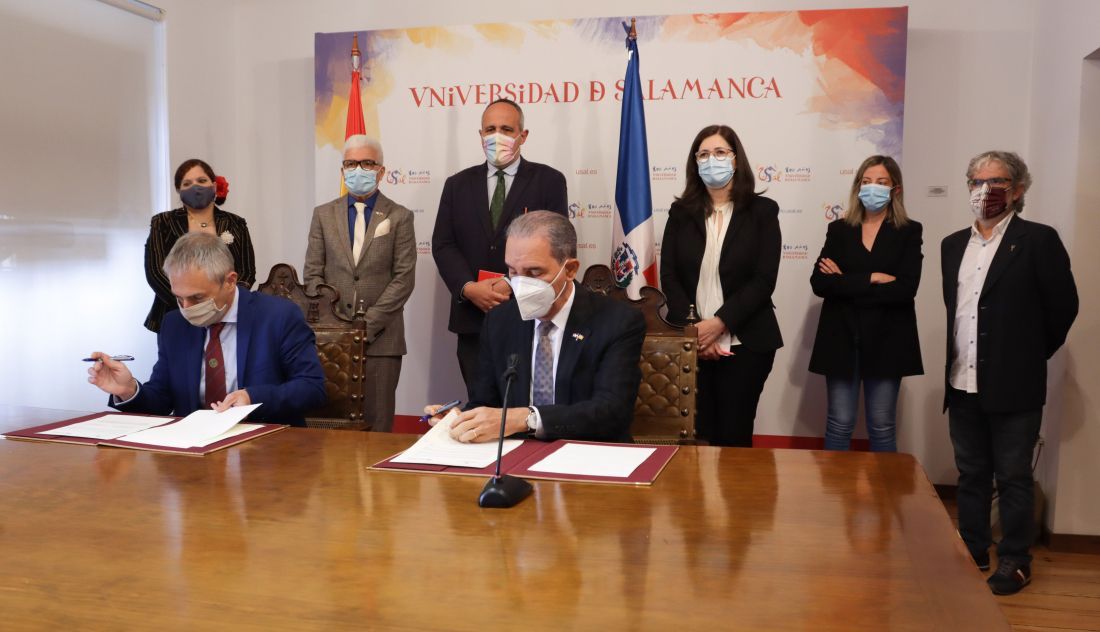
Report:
373,217,391,238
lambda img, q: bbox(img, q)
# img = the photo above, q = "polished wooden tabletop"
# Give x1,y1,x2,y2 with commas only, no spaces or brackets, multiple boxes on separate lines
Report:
0,406,1008,631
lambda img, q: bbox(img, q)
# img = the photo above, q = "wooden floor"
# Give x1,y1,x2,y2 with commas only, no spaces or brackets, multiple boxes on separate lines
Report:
941,499,1100,632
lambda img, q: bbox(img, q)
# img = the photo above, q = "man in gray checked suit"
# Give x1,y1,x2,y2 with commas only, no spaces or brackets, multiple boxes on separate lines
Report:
304,134,416,431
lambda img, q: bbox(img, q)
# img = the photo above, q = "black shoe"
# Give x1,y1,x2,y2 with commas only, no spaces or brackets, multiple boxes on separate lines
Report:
988,559,1031,595
971,551,990,572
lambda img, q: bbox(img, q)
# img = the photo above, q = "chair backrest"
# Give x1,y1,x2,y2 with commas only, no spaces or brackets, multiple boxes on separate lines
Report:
257,263,369,431
580,265,698,444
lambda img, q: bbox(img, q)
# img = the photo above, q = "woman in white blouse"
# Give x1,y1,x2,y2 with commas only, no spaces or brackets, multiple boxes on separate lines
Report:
660,125,783,447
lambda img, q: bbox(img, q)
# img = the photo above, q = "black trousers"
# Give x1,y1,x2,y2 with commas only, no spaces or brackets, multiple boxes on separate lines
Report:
456,332,481,401
947,387,1042,564
696,347,776,447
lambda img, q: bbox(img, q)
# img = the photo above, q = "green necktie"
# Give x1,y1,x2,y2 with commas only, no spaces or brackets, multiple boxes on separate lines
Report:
489,169,506,228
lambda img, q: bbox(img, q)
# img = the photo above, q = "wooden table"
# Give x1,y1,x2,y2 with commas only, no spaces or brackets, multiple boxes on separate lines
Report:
0,406,1008,631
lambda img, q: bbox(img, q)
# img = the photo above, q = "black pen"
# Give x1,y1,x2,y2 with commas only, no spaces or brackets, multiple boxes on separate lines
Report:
82,355,135,362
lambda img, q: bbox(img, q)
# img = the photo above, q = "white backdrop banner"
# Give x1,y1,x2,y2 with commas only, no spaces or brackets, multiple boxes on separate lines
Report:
314,8,909,438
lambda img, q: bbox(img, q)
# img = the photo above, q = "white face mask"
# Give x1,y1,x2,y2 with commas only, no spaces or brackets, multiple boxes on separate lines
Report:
508,265,568,321
177,283,231,328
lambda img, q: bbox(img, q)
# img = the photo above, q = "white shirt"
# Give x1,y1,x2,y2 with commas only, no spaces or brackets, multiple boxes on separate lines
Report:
695,202,740,348
527,281,577,437
486,156,521,208
198,287,240,403
950,213,1013,392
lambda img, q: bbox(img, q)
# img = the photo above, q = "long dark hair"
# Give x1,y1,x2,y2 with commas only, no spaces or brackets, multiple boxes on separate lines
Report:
676,124,757,215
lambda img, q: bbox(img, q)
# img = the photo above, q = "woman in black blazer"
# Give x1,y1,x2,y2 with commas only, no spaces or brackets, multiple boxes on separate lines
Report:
143,159,256,332
661,125,783,447
809,155,923,452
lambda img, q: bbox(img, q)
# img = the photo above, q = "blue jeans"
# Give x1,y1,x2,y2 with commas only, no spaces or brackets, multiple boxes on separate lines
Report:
824,370,901,452
948,388,1041,565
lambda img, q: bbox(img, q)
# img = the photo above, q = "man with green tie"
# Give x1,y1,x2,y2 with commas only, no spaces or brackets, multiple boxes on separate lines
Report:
432,98,568,396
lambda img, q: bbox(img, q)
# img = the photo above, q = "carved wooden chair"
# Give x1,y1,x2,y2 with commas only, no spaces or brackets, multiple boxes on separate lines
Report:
257,263,369,431
580,264,698,444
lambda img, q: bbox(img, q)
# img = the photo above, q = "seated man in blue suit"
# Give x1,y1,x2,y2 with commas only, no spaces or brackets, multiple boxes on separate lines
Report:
425,211,647,443
88,232,327,426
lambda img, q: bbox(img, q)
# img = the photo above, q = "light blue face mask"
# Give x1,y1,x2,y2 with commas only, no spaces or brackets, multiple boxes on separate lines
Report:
343,167,378,197
858,183,892,213
698,156,735,189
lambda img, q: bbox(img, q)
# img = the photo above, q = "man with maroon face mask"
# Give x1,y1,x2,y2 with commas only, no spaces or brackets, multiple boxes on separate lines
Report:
941,150,1078,595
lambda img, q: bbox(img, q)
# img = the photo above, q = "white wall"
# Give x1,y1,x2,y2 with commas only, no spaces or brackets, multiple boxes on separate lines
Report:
151,0,1043,486
1025,0,1100,537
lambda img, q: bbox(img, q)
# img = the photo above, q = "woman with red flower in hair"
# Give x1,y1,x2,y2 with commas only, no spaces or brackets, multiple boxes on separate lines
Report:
142,158,256,332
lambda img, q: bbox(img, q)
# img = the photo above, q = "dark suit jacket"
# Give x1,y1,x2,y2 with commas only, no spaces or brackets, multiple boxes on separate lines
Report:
468,284,646,443
941,215,1077,413
303,191,416,355
809,218,924,377
144,207,256,332
114,290,327,426
432,159,568,335
660,195,784,352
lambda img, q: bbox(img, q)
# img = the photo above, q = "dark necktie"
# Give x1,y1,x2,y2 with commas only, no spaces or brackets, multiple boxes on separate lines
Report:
533,321,555,406
490,170,506,229
204,322,227,408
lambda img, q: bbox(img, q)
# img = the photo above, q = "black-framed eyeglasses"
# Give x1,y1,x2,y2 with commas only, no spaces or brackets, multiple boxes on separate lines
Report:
343,159,382,170
967,177,1011,190
695,148,735,162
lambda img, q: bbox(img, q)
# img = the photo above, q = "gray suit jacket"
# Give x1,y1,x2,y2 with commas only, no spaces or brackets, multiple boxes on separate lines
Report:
304,191,416,356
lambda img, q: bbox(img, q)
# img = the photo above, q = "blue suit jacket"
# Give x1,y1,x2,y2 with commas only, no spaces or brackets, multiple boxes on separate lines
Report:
114,290,327,426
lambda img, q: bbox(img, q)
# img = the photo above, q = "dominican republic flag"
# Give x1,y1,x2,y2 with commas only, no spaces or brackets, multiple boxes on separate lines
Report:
611,21,656,298
341,33,367,195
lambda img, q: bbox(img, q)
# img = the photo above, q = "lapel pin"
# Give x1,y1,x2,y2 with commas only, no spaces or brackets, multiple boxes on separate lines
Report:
572,333,585,341
1010,244,1016,252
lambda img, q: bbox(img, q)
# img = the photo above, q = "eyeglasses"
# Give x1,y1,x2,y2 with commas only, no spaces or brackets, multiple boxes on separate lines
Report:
343,160,382,170
967,177,1011,190
695,148,735,162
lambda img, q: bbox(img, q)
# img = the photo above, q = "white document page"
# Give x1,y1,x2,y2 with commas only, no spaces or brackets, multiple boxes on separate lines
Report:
390,410,523,468
37,414,171,440
527,443,656,478
118,404,261,448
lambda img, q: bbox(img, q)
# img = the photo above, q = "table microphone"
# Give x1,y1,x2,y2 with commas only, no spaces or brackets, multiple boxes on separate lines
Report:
478,353,533,508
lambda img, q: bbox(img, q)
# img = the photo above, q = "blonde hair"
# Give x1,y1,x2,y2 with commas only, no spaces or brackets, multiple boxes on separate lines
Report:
844,155,910,227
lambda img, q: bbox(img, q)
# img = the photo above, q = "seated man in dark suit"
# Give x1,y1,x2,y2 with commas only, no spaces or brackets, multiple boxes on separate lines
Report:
88,232,327,426
426,211,646,443
431,98,569,398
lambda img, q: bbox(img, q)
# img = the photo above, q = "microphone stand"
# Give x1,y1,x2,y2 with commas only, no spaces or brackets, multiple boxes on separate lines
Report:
478,354,533,508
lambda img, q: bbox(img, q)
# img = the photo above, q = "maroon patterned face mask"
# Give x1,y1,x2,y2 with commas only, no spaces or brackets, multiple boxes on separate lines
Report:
969,185,1009,220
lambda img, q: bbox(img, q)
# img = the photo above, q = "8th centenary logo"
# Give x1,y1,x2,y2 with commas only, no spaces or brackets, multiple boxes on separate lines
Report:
757,165,813,183
568,202,614,219
385,169,431,185
823,202,844,221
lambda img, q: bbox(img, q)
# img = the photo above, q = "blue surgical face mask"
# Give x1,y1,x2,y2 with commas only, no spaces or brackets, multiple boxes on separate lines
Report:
858,184,892,213
343,167,377,197
698,157,734,189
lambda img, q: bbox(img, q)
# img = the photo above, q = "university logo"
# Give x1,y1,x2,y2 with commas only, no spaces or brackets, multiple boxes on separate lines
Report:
386,170,407,185
758,165,782,183
823,203,844,221
612,243,641,288
568,202,583,219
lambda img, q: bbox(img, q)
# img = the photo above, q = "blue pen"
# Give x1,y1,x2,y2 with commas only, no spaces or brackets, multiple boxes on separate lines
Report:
420,399,462,423
83,355,135,362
